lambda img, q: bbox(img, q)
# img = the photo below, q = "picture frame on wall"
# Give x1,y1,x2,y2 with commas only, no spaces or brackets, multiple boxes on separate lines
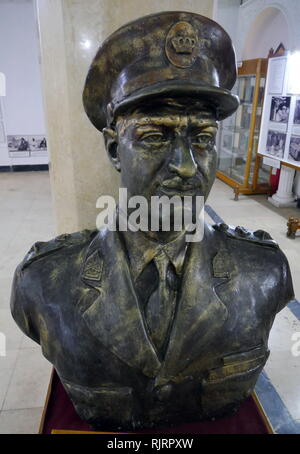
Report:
267,57,286,94
266,130,286,159
7,135,47,158
293,99,300,124
288,135,300,163
222,133,233,150
269,96,291,123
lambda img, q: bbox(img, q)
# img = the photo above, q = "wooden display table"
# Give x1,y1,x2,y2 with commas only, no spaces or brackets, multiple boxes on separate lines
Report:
39,369,273,434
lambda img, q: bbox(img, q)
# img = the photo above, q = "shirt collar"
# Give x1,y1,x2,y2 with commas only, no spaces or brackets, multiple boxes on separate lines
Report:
122,228,188,281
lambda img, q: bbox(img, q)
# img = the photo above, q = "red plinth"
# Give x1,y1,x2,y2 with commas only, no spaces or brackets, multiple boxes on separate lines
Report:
39,369,272,434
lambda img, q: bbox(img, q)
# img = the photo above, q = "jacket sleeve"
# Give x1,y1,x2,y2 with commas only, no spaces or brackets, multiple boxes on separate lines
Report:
276,248,295,313
10,264,40,345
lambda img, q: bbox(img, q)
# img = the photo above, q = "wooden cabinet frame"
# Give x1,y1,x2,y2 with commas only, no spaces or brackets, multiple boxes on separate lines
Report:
216,58,270,200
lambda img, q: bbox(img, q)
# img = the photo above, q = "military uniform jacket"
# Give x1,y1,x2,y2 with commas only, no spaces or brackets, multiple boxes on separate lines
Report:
10,222,294,430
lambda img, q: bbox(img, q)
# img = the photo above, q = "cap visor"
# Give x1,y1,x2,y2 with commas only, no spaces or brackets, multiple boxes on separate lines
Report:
114,80,239,120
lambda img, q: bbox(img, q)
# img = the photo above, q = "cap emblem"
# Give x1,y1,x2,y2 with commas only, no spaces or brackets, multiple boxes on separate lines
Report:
165,21,198,68
172,35,195,54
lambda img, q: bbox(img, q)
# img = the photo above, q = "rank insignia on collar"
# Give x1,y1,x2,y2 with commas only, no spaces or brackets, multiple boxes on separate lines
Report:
212,250,231,279
82,250,103,282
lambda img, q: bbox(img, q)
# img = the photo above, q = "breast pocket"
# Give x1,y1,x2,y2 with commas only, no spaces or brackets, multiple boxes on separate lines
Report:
62,378,135,429
201,345,269,418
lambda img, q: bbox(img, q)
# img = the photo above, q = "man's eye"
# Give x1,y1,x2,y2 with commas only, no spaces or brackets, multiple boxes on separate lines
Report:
193,134,215,148
140,133,167,143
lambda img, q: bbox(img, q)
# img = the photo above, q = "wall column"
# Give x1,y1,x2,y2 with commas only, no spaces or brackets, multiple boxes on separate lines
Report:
269,166,297,208
36,0,214,234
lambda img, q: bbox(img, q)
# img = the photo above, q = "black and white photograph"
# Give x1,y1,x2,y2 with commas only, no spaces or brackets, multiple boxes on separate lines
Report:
269,96,291,123
266,130,286,158
222,133,233,150
7,134,47,157
288,135,300,163
293,99,300,124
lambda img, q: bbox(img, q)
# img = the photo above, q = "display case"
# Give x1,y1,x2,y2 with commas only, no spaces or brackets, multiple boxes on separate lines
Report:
216,58,270,200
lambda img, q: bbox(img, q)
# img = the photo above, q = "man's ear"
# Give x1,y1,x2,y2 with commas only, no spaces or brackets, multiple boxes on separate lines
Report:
102,127,120,172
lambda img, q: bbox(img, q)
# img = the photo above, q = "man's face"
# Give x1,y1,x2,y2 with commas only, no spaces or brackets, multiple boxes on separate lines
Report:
114,103,218,203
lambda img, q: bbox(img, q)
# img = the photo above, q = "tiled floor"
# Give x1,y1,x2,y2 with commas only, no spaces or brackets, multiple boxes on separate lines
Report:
0,171,299,433
0,171,54,434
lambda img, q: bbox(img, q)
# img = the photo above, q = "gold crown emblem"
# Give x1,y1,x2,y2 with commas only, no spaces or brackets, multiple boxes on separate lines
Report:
171,36,196,54
165,21,198,68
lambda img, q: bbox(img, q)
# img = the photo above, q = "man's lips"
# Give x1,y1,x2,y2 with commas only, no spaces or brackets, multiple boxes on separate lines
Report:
160,178,200,192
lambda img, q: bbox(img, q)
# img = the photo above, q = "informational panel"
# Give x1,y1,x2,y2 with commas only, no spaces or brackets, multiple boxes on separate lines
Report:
258,56,300,168
7,135,47,158
0,95,48,167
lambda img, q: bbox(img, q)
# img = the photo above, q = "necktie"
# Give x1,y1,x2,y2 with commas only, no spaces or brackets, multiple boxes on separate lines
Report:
144,251,178,354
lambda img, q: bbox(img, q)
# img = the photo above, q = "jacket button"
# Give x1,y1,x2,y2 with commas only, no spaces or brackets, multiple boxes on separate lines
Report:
154,384,172,401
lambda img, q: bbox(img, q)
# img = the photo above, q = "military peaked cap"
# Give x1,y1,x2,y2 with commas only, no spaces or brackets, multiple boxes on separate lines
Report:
83,11,239,131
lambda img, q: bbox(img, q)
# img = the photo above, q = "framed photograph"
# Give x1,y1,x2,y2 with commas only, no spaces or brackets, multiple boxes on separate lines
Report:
7,135,47,158
222,133,232,150
266,130,286,159
28,135,47,157
7,135,30,156
288,135,300,163
269,96,291,123
293,99,300,124
239,131,248,150
267,57,286,94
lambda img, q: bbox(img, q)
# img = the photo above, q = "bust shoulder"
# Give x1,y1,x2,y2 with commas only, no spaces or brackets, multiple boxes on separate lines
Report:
211,222,294,313
11,228,99,344
212,222,279,249
20,229,98,271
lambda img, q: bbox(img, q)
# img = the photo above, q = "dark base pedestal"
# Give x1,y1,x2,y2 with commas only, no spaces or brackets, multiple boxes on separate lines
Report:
39,369,273,434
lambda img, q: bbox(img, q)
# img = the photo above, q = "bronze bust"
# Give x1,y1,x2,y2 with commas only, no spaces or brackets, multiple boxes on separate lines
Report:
11,11,294,430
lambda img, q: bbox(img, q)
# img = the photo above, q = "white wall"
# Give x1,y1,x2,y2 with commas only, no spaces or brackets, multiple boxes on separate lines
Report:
0,0,46,166
237,0,300,60
242,7,290,60
213,0,240,51
214,0,300,60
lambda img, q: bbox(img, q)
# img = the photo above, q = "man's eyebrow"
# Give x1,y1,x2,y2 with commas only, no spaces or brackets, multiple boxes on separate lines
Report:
134,117,182,127
189,117,218,128
133,117,218,128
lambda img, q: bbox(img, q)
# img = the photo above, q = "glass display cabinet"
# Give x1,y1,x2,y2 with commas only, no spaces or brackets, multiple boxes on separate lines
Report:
216,58,270,200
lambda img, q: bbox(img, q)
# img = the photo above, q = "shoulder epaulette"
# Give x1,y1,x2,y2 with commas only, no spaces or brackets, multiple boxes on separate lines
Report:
212,223,279,249
21,229,98,270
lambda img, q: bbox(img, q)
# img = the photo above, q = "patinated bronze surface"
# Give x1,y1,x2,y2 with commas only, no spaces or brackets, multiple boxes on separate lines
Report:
11,12,294,430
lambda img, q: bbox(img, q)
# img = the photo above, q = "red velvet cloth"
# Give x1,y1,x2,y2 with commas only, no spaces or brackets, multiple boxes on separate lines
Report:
40,369,270,434
270,168,281,195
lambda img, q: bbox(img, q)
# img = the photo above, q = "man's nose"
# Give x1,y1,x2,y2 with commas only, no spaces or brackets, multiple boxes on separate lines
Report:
168,136,197,178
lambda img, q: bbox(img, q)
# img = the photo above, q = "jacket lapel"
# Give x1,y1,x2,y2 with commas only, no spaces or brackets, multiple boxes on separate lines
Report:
79,228,161,378
78,224,232,382
155,224,231,385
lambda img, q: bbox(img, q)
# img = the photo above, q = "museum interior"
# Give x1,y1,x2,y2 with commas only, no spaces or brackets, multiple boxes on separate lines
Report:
0,0,300,435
